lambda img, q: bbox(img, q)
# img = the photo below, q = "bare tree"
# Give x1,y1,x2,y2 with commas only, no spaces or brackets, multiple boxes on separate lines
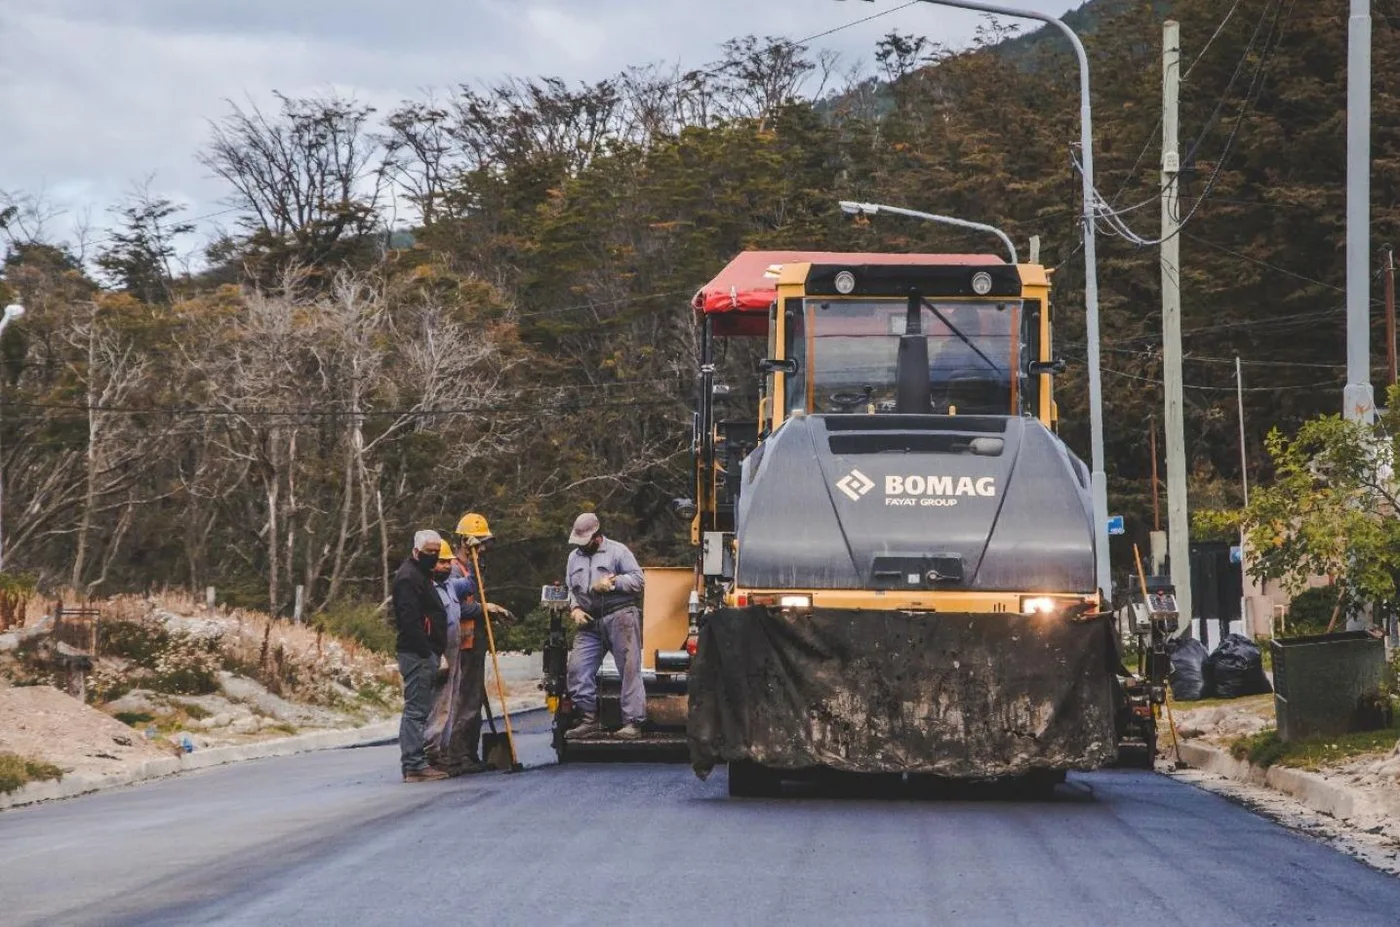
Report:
201,93,390,273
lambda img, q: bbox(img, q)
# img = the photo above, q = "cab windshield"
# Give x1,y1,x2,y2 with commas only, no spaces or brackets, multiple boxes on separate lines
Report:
789,299,1018,415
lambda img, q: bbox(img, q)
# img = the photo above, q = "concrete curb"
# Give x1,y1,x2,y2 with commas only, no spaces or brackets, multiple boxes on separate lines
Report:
1176,740,1400,838
1,695,548,812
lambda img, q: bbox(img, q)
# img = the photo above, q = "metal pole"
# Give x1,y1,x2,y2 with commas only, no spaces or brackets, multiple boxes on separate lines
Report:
1150,414,1160,532
1161,21,1192,630
913,0,1110,597
1236,354,1251,636
838,201,1018,264
1345,0,1374,423
0,305,24,574
1385,246,1396,389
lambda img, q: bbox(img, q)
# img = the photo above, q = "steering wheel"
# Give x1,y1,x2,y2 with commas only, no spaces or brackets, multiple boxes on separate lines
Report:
827,391,868,412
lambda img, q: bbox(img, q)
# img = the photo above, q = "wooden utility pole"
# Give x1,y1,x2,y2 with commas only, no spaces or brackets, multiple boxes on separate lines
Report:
1150,415,1161,532
1162,21,1192,626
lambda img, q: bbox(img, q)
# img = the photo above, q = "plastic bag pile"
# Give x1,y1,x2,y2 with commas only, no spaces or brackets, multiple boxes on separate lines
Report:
1167,633,1273,701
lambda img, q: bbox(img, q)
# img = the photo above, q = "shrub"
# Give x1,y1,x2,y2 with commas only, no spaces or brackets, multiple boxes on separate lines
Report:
101,618,171,664
148,632,222,695
1282,585,1340,637
0,753,63,794
493,607,575,653
314,601,396,655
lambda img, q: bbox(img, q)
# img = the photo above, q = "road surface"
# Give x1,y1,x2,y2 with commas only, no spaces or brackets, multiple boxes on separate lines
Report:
3,713,1398,926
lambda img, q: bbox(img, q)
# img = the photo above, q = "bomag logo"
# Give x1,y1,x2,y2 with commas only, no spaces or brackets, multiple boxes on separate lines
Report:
883,475,997,508
836,469,876,501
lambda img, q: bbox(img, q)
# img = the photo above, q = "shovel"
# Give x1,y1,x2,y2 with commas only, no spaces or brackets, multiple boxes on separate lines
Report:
480,693,512,771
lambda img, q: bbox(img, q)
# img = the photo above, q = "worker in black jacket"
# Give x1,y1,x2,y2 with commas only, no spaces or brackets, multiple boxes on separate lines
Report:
394,529,451,782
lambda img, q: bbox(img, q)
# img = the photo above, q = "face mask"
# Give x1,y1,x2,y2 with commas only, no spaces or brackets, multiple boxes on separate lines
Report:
417,551,439,568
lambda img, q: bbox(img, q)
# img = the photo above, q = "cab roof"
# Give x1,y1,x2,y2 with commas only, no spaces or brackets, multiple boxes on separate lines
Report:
693,250,1009,336
692,250,1005,316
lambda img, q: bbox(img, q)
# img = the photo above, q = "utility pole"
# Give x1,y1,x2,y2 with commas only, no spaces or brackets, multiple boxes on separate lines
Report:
1161,21,1192,632
1345,0,1374,423
0,304,25,574
1385,246,1396,389
1150,415,1166,576
1236,355,1251,636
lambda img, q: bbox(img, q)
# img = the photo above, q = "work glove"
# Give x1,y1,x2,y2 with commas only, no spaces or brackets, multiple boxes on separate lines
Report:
570,607,592,627
486,602,513,620
590,574,616,594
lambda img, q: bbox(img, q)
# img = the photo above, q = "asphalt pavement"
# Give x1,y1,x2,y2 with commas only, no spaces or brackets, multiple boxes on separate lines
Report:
3,712,1399,927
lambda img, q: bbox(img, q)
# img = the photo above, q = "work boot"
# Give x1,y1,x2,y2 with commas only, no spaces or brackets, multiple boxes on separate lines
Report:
456,758,488,775
613,723,642,741
403,766,451,783
565,714,602,741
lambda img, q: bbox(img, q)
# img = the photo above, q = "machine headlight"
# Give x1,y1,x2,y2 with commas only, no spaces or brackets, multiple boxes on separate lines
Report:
1020,595,1097,617
834,271,856,295
779,594,812,609
971,271,994,295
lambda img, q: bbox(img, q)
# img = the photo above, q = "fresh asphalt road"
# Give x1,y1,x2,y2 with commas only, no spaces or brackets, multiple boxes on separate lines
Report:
4,714,1399,927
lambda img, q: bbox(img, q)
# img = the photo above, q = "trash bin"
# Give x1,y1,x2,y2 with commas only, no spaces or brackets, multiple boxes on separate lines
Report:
1271,630,1389,742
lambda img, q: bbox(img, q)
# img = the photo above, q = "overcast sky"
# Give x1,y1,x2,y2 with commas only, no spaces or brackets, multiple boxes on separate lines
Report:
0,0,1079,260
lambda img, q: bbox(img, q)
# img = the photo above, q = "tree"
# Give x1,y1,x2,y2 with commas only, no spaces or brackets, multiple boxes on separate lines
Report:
1241,391,1400,625
95,182,194,304
200,93,390,281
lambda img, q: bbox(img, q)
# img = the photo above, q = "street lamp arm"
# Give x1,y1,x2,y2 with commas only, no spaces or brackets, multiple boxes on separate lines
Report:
840,201,1018,264
912,0,1109,597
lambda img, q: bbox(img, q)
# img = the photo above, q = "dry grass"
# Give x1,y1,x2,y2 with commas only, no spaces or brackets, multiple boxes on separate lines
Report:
0,753,63,794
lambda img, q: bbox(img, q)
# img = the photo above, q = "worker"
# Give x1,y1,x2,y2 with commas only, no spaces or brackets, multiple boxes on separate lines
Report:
393,529,451,782
563,512,646,741
425,539,476,774
429,512,507,775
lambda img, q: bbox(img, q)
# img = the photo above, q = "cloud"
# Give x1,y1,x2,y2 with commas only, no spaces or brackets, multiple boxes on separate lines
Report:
0,0,1077,257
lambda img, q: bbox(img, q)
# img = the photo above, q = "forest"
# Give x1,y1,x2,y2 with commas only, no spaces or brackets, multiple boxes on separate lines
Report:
2,0,1396,618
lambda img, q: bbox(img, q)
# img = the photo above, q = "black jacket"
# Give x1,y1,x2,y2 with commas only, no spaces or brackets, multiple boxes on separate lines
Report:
392,557,448,657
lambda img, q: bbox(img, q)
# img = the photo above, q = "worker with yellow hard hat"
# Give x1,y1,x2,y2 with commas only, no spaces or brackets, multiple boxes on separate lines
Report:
426,512,508,774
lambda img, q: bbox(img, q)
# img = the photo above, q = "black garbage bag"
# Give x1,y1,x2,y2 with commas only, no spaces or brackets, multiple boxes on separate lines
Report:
1205,633,1273,698
1167,637,1210,701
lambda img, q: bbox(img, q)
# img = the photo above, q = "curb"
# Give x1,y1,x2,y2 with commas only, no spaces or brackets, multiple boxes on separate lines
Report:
0,695,548,812
1175,740,1400,839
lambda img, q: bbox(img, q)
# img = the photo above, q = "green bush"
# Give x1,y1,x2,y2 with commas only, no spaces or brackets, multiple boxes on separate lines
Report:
493,608,574,654
1282,585,1341,637
113,711,153,726
101,619,171,663
315,601,397,655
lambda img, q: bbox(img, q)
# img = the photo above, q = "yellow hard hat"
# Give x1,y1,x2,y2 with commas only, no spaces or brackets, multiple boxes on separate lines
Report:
455,512,493,540
437,539,454,562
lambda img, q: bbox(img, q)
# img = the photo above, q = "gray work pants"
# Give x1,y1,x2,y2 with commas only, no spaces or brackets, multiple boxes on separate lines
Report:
398,651,437,773
567,606,646,724
426,639,487,770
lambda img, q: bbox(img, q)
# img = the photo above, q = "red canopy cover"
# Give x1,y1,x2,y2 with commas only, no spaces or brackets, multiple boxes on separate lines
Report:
691,250,1005,317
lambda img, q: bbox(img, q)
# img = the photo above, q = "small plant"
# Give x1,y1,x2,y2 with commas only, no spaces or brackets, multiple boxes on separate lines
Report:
314,601,396,655
148,632,222,695
173,700,212,720
1232,722,1400,770
113,711,154,726
0,753,64,795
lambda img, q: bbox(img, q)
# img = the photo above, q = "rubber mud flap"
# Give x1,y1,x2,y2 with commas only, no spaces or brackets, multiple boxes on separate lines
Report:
1166,637,1210,701
687,606,1119,778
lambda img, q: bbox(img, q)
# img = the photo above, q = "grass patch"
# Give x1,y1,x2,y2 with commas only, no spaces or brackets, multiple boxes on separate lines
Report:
1170,693,1275,712
0,753,64,795
1231,725,1400,771
113,711,154,727
172,701,212,720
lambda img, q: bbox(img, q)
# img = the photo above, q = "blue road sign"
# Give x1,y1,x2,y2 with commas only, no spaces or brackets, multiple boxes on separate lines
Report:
1107,515,1125,536
1230,545,1242,564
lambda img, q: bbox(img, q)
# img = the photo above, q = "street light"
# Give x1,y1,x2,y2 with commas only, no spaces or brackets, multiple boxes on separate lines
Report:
839,200,1018,264
841,0,1110,597
0,303,22,574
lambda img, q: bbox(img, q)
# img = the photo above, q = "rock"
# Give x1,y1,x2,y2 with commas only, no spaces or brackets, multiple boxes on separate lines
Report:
105,690,163,714
209,713,233,728
0,631,20,652
230,715,260,735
